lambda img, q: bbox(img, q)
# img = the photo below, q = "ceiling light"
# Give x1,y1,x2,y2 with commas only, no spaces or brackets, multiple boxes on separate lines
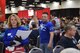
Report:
67,0,71,1
10,4,15,6
53,2,59,6
66,0,73,4
40,3,47,8
10,1,14,3
22,2,27,4
35,0,39,2
22,4,26,6
22,0,27,1
46,1,50,3
29,5,34,6
19,6,26,10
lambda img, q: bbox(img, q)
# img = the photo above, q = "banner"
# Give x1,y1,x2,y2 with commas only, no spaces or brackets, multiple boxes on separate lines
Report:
43,8,50,19
18,10,28,18
35,10,43,19
35,8,50,19
18,8,50,19
0,0,6,22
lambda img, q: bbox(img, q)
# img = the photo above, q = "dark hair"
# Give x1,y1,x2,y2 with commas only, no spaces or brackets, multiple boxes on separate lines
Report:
42,12,48,15
51,12,57,17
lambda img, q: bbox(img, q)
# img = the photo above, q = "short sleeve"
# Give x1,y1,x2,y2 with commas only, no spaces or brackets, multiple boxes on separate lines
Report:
47,22,54,32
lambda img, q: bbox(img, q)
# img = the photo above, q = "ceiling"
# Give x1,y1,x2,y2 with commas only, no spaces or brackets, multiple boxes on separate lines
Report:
6,0,66,7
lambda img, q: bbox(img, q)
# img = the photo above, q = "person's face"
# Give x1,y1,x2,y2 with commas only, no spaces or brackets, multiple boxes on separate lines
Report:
69,27,77,36
42,14,48,22
22,19,25,24
51,15,54,19
10,16,17,27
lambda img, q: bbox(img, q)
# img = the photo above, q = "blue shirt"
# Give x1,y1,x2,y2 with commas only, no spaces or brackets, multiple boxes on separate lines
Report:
3,26,29,46
39,21,54,43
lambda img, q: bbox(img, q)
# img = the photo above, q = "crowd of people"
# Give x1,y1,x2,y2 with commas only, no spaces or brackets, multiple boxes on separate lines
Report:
0,12,80,53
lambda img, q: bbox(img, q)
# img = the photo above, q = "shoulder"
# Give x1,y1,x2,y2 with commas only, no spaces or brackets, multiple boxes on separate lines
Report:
4,28,12,34
5,28,11,32
58,36,68,45
47,22,53,26
18,26,26,30
60,36,69,42
47,22,53,24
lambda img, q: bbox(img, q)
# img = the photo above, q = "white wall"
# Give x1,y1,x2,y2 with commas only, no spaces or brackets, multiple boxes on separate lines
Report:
61,0,80,9
5,6,27,14
47,0,80,10
47,2,60,10
5,8,12,14
5,7,18,14
5,0,80,14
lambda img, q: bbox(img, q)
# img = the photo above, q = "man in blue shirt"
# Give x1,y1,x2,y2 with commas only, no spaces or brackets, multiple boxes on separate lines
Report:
39,12,54,53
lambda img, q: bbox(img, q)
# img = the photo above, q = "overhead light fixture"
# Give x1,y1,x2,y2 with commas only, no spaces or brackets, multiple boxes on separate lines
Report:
46,1,50,3
11,6,15,8
29,8,33,10
22,0,27,1
29,5,34,6
10,1,14,3
33,2,38,5
10,4,15,6
67,0,73,4
67,0,71,1
35,0,39,2
40,3,47,8
22,4,26,6
53,2,59,6
19,6,26,10
22,2,27,4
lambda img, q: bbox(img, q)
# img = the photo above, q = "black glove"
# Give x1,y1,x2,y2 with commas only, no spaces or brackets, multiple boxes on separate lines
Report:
10,41,16,46
14,36,22,42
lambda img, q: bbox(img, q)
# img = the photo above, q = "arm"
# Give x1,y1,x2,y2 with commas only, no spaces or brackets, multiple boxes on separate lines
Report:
29,20,33,29
29,16,39,29
21,38,29,45
3,31,11,46
3,38,11,46
33,16,38,24
48,32,54,48
76,44,80,49
47,22,54,48
3,29,16,46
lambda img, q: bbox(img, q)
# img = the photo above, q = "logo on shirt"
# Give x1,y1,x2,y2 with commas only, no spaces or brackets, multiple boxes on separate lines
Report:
40,24,46,31
50,27,54,31
7,33,11,36
7,33,13,38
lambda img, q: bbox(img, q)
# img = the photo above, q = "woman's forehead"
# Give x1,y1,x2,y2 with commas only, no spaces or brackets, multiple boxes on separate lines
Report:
10,16,16,19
